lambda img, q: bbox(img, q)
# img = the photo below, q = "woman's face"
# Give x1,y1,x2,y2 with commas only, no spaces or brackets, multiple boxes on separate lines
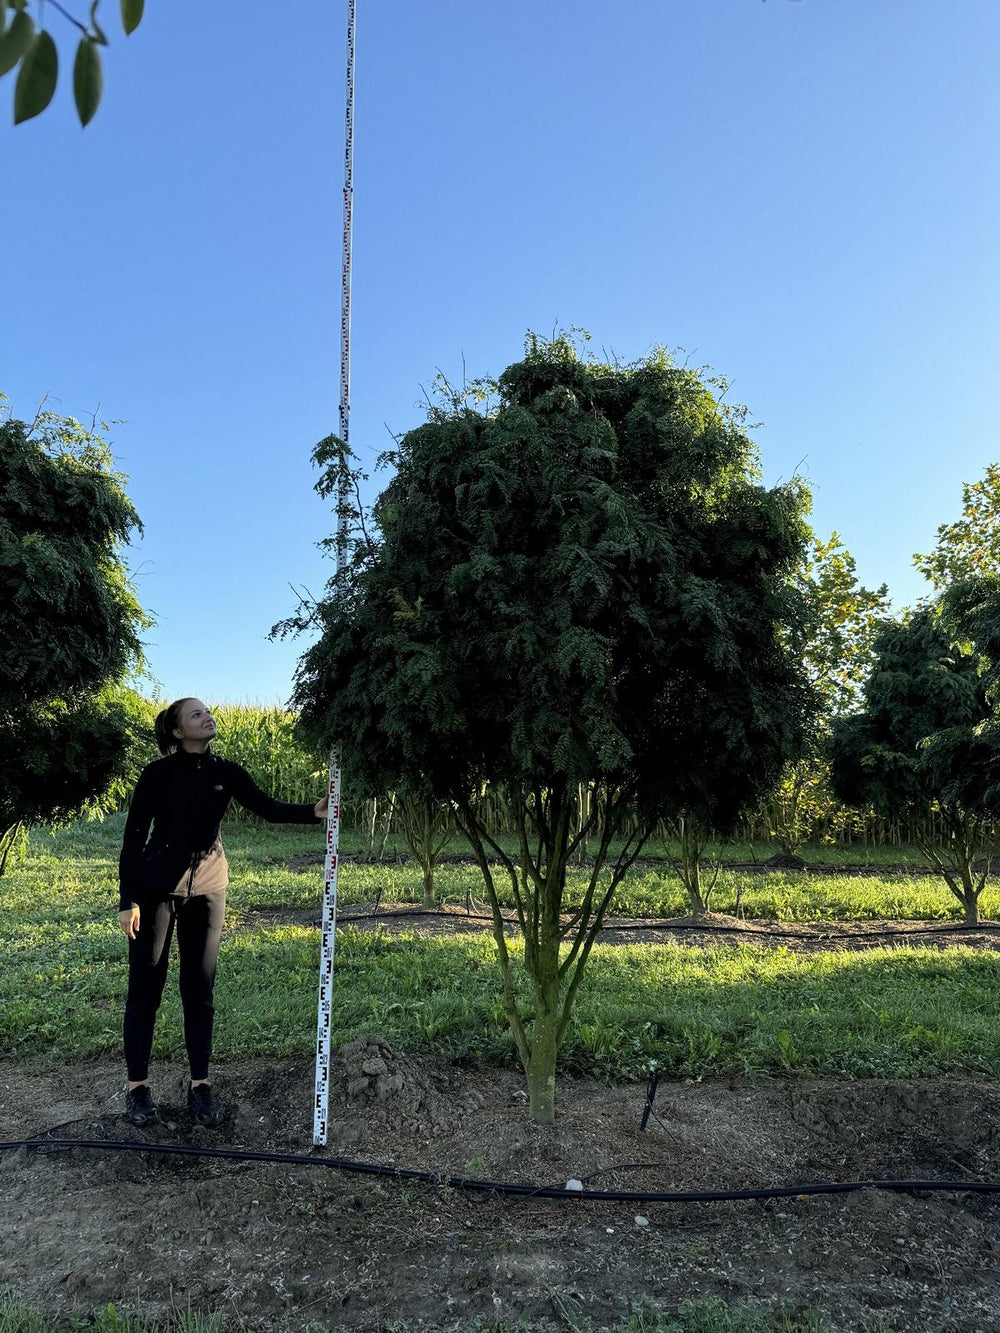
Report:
172,699,217,745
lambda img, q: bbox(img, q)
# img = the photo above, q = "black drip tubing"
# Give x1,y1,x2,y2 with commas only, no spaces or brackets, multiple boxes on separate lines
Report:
338,907,1000,944
1,1136,998,1203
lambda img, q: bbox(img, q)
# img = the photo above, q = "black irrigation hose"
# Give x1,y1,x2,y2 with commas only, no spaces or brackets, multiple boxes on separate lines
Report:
2,1135,999,1203
601,921,1000,941
338,907,1000,944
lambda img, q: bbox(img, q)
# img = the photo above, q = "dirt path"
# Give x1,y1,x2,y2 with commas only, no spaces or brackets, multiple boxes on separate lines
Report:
2,1046,999,1330
241,901,1000,955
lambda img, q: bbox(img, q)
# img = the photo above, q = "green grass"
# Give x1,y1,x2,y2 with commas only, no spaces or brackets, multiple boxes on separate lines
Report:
4,818,999,1080
0,1294,224,1333
4,885,1000,1080
22,817,992,924
0,1293,911,1333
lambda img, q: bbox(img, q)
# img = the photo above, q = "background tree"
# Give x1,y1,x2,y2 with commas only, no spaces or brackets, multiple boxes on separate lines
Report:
933,576,1000,814
290,334,814,1123
913,462,1000,591
0,0,143,126
0,405,149,873
764,532,890,860
829,605,997,924
395,786,455,909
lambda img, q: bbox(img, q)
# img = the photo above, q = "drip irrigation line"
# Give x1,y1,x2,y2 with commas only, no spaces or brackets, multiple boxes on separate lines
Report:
2,1136,999,1203
336,907,1000,944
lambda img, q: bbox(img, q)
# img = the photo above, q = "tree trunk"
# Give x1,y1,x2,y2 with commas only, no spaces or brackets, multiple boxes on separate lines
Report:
457,787,646,1128
677,817,713,916
919,821,986,928
364,796,378,861
959,863,982,926
0,822,23,878
421,860,438,909
526,965,561,1125
573,783,590,867
373,791,396,861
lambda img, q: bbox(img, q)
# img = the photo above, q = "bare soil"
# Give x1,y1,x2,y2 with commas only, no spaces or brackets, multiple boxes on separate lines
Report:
3,1044,1000,1331
244,901,1000,956
283,851,959,878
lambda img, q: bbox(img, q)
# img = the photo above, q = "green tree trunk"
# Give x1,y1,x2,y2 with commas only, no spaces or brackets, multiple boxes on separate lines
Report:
918,823,988,927
398,791,453,908
421,860,438,909
670,815,722,916
458,786,643,1127
957,863,983,926
526,965,561,1125
0,821,24,878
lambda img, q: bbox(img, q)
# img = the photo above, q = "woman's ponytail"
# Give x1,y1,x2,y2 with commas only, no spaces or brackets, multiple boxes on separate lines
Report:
154,698,196,756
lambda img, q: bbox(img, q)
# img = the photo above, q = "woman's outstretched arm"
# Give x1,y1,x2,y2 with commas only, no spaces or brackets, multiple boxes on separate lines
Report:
227,761,325,823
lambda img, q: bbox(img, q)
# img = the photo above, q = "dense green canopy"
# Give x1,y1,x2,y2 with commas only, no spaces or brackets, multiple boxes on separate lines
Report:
0,411,148,870
295,338,814,833
829,608,989,819
1,416,144,713
830,600,997,923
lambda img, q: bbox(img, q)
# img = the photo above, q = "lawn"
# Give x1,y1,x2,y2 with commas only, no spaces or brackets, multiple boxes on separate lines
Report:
2,819,999,1082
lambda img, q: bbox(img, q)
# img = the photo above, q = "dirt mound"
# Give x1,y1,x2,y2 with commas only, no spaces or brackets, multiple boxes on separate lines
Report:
763,851,808,870
330,1032,485,1142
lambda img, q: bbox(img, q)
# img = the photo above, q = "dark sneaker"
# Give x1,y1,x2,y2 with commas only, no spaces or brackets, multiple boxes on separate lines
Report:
125,1085,159,1127
188,1082,224,1126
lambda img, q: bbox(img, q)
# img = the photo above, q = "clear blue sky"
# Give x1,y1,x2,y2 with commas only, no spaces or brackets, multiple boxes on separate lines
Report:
5,0,997,704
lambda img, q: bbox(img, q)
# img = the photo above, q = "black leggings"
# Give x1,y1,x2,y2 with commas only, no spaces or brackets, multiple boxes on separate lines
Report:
123,891,226,1082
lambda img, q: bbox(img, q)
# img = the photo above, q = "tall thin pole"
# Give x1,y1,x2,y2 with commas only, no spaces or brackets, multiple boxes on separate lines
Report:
313,0,356,1148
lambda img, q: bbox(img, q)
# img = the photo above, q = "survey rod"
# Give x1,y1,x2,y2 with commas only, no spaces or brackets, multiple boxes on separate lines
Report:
313,0,356,1148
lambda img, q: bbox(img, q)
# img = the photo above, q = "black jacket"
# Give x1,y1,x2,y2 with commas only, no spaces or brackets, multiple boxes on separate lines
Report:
118,748,320,909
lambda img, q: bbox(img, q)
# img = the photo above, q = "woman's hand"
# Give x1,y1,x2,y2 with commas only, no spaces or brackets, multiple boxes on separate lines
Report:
314,796,329,820
119,906,140,940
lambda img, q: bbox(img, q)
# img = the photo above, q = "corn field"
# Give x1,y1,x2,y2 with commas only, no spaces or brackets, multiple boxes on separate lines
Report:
109,702,961,851
210,704,327,814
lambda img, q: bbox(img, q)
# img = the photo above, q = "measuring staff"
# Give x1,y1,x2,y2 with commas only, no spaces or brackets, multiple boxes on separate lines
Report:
117,697,328,1128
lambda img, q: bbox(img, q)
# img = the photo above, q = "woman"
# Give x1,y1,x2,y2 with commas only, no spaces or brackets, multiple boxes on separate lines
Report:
118,697,327,1127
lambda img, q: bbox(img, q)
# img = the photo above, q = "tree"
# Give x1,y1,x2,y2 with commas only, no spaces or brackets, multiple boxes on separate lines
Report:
0,0,143,126
913,463,1000,591
933,577,1000,814
395,786,455,909
829,605,997,924
289,334,814,1123
764,532,890,859
0,404,149,872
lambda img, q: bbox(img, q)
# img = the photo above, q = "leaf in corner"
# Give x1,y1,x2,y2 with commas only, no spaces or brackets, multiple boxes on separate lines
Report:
120,0,144,36
14,28,57,123
73,37,102,126
0,9,33,79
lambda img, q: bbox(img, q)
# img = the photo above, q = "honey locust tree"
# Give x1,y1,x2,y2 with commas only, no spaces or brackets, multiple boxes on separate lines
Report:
914,463,1000,591
829,601,997,924
764,532,890,859
0,407,149,873
291,335,814,1124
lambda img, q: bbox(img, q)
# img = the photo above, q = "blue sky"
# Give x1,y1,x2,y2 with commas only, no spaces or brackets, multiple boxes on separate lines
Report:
4,0,998,704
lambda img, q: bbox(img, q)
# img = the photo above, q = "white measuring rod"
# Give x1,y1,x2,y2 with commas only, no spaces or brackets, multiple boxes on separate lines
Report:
313,0,356,1148
313,756,343,1144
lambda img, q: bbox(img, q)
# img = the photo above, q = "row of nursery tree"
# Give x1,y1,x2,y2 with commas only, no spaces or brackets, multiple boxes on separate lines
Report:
4,341,999,1121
